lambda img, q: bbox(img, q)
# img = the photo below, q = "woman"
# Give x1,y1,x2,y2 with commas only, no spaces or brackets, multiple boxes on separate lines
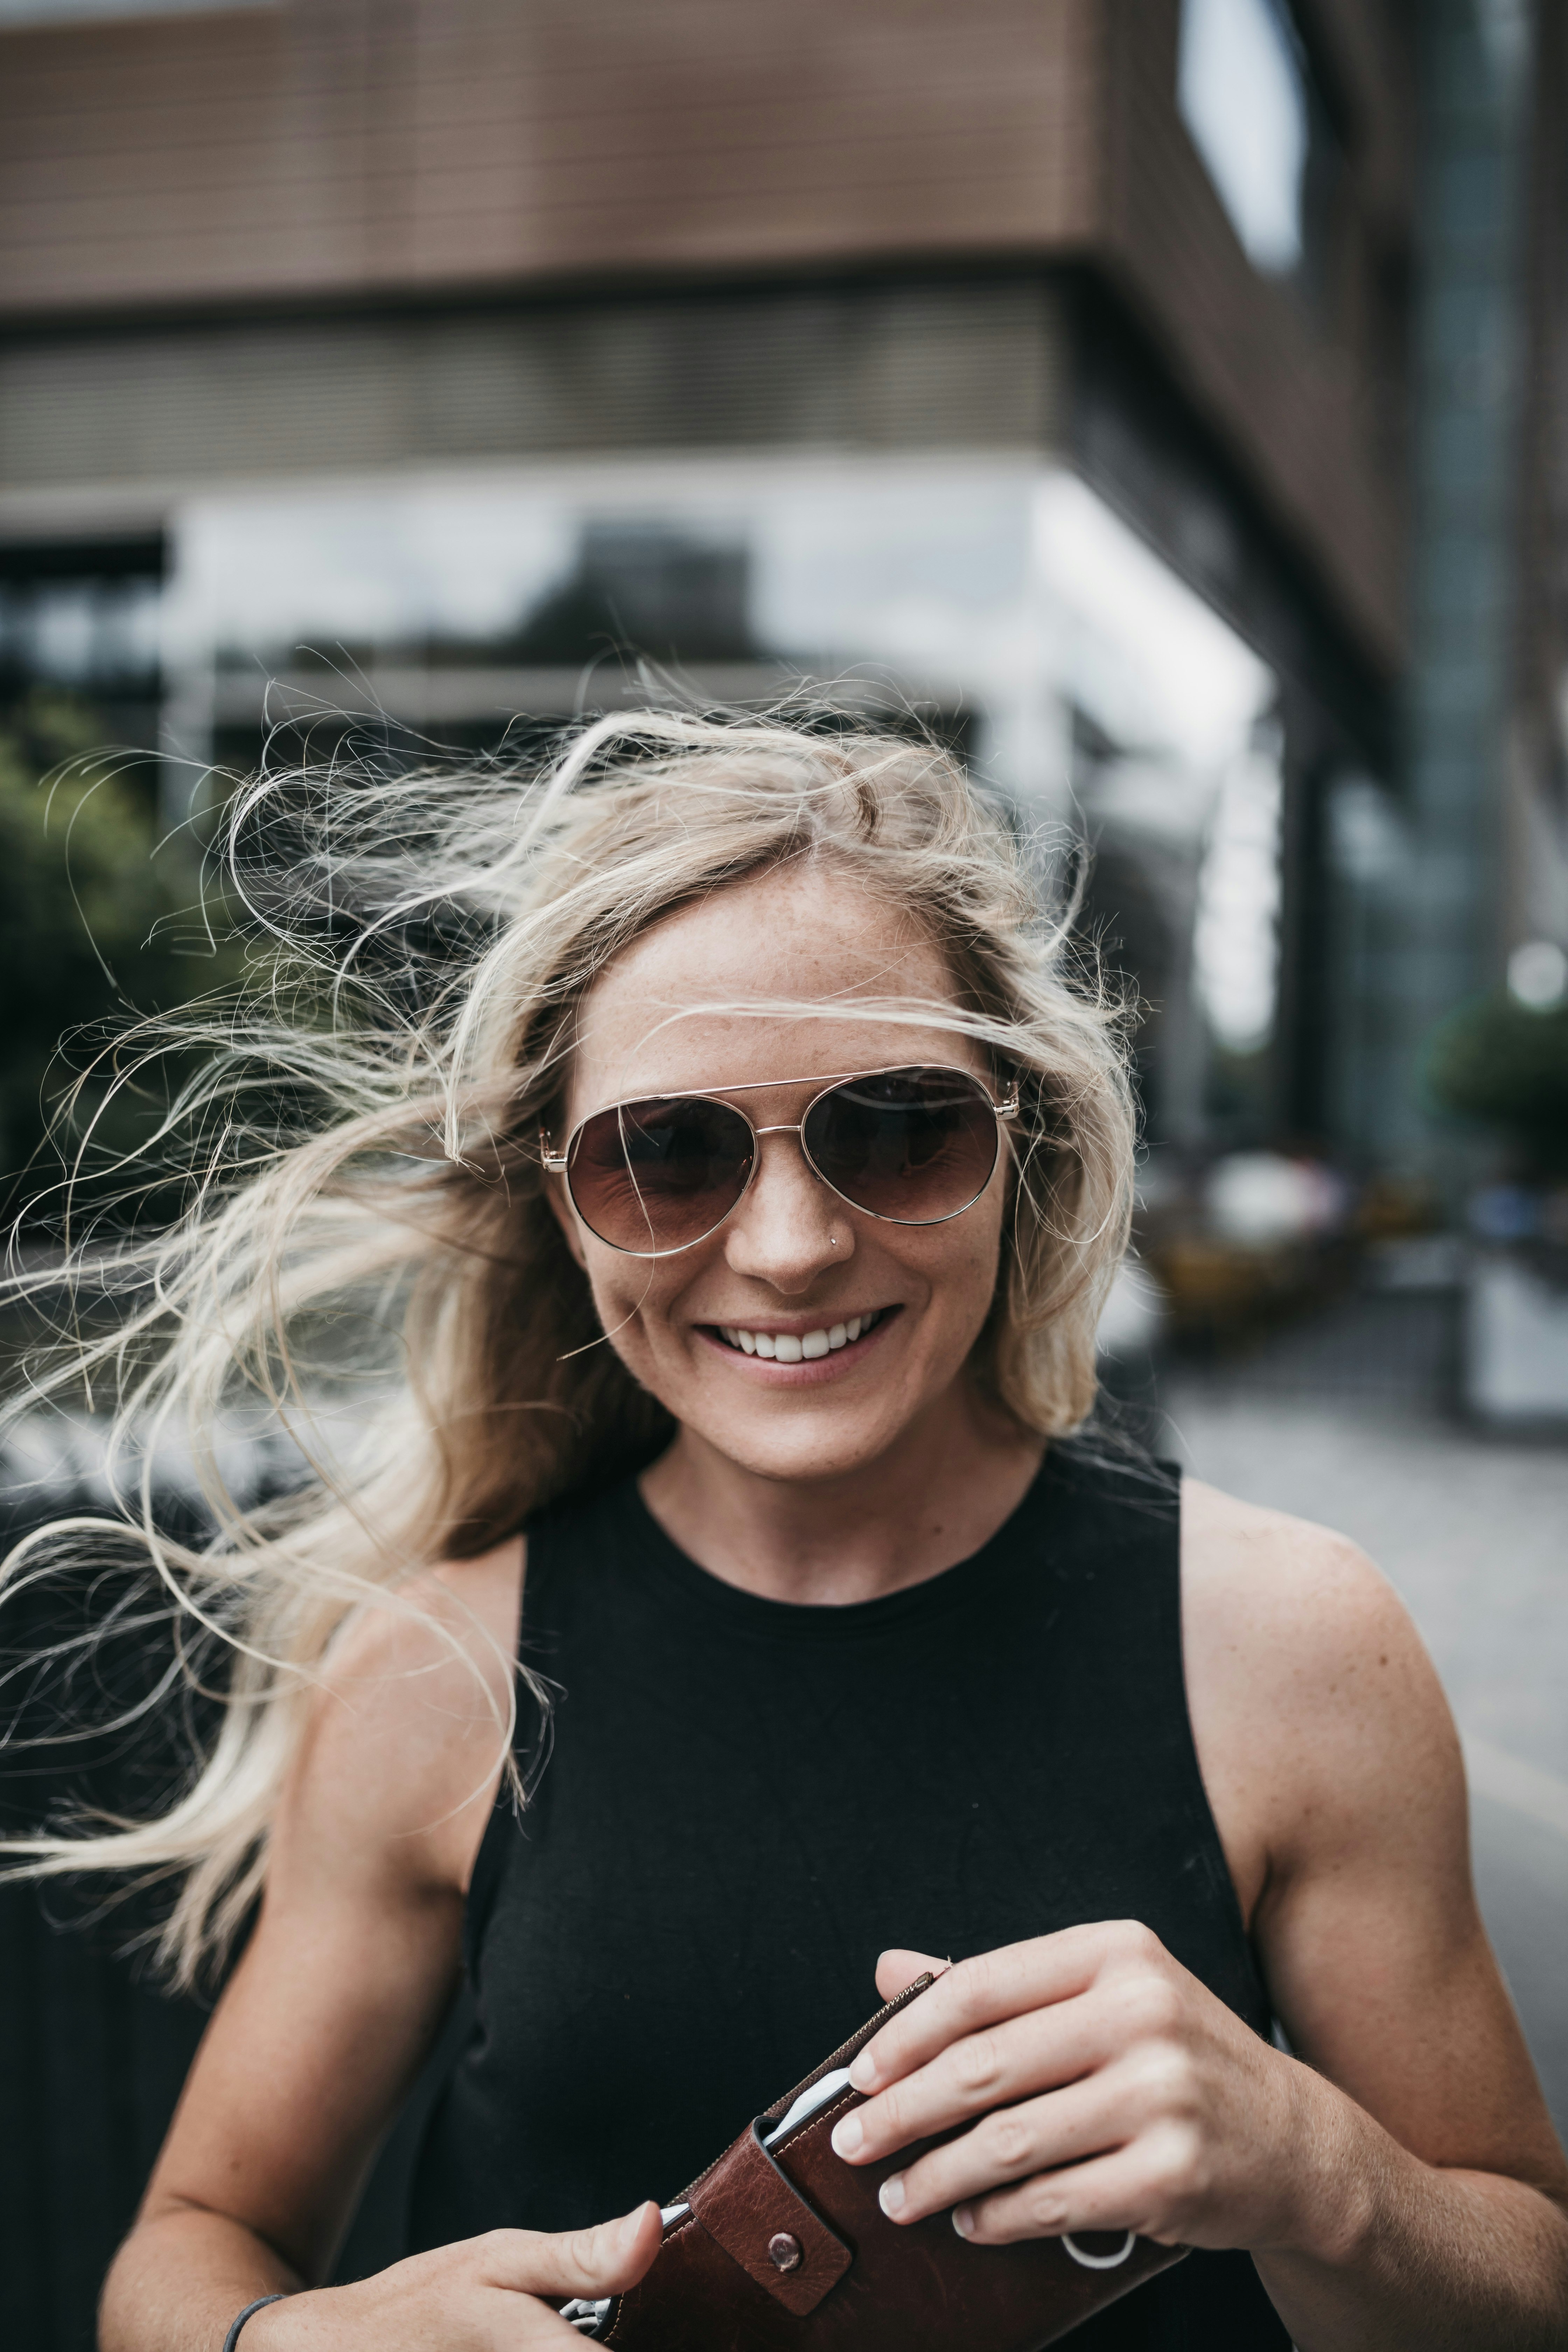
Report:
8,714,1565,2350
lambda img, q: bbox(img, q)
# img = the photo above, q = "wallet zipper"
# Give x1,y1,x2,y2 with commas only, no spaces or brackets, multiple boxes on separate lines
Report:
671,1968,940,2206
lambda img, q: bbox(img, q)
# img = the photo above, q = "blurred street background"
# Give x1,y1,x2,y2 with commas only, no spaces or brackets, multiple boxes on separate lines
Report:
0,0,1566,2342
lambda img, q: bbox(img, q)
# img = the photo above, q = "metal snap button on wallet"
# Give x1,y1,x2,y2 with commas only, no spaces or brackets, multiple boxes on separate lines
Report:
560,1975,1185,2347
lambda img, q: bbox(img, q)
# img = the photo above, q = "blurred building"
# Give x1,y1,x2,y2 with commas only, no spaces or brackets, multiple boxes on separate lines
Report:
1,0,1566,1179
0,0,1442,1177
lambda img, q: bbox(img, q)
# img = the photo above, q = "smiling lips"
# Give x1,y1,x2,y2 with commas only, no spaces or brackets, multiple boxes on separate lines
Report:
714,1309,886,1363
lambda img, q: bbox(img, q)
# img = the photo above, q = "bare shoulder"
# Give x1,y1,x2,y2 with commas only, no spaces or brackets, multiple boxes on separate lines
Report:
1180,1472,1422,1670
1178,1477,1462,1903
273,1534,526,1902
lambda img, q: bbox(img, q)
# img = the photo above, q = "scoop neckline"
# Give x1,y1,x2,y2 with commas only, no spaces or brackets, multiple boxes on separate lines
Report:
612,1456,1057,1646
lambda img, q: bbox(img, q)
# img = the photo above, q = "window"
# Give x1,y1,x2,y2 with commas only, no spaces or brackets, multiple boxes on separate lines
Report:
1178,0,1311,275
0,538,164,706
159,454,1283,1146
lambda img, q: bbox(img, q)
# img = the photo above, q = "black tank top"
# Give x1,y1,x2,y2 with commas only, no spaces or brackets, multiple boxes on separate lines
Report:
410,1448,1291,2347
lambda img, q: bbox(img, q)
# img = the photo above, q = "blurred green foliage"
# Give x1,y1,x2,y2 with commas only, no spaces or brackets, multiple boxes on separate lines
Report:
1425,987,1568,1174
0,693,231,1227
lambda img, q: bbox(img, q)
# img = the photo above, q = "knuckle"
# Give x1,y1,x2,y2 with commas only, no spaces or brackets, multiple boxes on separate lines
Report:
1025,2177,1070,2233
951,2030,1004,2098
1109,1919,1163,1966
561,2223,600,2275
471,2227,539,2290
1126,1975,1184,2040
981,2108,1037,2177
1149,2118,1209,2206
1129,2038,1199,2118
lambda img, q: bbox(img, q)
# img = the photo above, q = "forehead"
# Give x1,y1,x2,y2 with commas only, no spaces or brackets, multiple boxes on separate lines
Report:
569,862,971,1104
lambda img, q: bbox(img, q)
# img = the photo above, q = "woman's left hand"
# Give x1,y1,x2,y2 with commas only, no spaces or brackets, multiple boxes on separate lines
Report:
829,1925,1345,2257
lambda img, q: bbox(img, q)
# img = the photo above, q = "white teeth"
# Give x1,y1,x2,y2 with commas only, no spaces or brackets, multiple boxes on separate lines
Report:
719,1309,882,1357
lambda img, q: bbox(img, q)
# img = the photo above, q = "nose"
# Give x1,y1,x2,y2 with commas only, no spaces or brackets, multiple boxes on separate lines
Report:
722,1129,852,1292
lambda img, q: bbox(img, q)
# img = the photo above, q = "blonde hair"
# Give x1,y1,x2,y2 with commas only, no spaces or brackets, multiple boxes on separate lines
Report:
0,709,1135,1982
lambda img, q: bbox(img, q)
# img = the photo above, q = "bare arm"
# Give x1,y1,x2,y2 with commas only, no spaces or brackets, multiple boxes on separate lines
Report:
830,1484,1568,2350
1185,1480,1568,2347
99,1542,658,2352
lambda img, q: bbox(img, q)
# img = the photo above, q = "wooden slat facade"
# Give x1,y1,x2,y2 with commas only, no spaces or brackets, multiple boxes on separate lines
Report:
0,1,1099,296
0,0,1410,671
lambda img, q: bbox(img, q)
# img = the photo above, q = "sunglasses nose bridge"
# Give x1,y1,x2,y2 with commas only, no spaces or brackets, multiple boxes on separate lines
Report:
745,1120,840,1204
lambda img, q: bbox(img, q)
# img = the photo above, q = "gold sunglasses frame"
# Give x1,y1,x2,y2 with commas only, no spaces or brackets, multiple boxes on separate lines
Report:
540,1064,1021,1259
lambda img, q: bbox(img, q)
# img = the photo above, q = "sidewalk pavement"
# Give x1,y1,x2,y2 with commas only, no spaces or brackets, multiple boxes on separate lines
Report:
1153,1288,1568,2140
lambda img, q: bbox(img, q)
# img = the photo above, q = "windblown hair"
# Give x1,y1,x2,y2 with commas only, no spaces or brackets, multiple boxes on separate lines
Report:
0,708,1135,1982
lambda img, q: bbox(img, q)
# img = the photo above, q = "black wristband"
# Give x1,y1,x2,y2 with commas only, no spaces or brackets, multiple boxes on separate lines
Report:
222,2292,287,2352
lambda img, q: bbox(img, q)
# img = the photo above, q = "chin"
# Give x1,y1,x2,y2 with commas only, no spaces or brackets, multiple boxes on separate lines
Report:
731,1446,885,1489
691,1409,901,1486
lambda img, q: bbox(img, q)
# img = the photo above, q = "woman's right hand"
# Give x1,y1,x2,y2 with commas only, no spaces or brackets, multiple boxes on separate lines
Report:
246,2201,664,2348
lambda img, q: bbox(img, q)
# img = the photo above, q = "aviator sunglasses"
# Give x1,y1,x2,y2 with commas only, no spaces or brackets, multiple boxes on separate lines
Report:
541,1064,1019,1258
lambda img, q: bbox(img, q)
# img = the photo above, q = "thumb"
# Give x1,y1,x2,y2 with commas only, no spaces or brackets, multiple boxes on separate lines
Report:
876,1946,947,2003
490,2200,664,2301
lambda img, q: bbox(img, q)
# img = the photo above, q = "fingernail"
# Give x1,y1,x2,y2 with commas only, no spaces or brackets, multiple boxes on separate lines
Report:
848,2052,877,2091
878,2173,906,2217
831,2113,864,2158
952,2206,975,2239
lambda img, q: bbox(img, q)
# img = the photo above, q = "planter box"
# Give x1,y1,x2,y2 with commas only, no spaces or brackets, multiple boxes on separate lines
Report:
1464,1250,1568,1427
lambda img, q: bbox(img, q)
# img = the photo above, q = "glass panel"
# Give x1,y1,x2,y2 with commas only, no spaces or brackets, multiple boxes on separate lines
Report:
0,573,162,694
162,454,1281,1148
1178,0,1309,275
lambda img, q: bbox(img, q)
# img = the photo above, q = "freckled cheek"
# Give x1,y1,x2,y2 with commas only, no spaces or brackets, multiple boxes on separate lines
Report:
911,1217,1005,1351
581,1259,701,1367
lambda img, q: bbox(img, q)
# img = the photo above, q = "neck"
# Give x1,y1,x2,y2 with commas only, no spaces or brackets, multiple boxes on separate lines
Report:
638,1378,1046,1606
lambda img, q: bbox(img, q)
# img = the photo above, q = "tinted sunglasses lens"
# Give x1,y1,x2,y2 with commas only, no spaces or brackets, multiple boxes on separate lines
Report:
567,1097,754,1252
805,1067,999,1223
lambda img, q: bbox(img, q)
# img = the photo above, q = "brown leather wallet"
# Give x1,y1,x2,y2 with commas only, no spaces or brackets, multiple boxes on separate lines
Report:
561,1975,1186,2347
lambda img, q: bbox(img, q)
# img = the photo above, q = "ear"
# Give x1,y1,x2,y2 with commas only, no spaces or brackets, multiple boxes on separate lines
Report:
544,1172,589,1270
